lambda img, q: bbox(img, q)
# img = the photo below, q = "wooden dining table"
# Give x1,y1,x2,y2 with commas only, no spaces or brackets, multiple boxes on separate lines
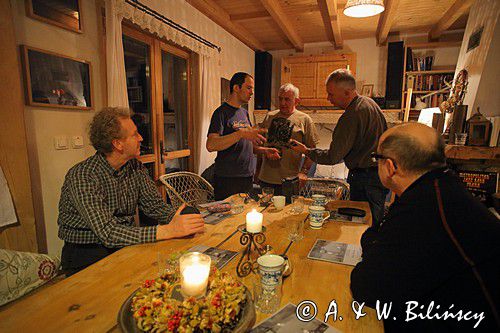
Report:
0,199,383,332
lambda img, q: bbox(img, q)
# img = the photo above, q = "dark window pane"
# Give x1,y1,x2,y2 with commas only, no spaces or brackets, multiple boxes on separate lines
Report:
123,36,154,155
162,52,189,153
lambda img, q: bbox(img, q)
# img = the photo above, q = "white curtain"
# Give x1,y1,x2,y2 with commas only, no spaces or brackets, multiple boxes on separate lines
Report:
193,54,219,174
106,0,129,107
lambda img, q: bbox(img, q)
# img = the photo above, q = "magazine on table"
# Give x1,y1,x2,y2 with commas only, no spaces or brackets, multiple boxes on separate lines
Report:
249,303,340,332
198,201,232,225
187,245,238,270
307,239,362,266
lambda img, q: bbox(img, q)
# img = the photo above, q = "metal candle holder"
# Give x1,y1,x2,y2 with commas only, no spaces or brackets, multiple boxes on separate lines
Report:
236,224,268,277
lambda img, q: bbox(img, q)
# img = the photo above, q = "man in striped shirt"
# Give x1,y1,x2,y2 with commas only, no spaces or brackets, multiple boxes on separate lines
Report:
58,107,204,276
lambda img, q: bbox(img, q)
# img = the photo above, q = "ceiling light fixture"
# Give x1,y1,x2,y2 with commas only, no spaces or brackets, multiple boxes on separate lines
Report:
344,0,385,18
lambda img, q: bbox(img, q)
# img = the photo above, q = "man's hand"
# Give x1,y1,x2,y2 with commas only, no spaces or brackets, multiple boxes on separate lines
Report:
289,139,308,154
264,147,281,160
298,172,308,189
156,204,205,240
239,126,267,145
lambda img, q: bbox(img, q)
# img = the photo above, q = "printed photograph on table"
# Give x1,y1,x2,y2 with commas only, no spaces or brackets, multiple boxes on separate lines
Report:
188,245,239,270
21,46,92,110
250,303,340,333
361,84,374,97
307,239,362,266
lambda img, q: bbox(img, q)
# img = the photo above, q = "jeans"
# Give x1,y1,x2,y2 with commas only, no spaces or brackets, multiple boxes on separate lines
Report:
347,168,389,228
61,242,117,277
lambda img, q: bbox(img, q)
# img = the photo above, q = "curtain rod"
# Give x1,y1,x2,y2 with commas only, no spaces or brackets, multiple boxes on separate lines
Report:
124,0,221,52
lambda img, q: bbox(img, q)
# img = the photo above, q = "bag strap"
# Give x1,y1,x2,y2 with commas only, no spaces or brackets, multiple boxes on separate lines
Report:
433,179,500,328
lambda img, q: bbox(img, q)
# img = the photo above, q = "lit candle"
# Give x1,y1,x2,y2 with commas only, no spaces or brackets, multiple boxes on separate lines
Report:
180,252,211,298
246,209,263,233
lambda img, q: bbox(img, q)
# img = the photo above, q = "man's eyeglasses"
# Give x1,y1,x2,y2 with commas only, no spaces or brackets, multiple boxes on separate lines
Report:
371,152,397,169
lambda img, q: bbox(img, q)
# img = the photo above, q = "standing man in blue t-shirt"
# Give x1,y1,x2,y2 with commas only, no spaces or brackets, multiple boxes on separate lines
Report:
206,72,267,200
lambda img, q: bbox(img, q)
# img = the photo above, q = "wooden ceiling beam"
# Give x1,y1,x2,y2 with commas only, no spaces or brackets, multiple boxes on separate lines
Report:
259,0,304,52
317,0,343,49
230,11,270,22
429,0,475,40
185,0,265,51
376,0,399,46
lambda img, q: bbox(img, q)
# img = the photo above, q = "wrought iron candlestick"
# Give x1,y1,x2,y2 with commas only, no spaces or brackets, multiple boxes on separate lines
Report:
236,224,268,277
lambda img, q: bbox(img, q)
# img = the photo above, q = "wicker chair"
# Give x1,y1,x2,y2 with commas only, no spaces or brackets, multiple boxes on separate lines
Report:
159,172,214,210
299,177,350,201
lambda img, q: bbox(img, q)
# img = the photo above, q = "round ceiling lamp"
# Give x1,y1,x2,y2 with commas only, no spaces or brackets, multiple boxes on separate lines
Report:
344,0,385,18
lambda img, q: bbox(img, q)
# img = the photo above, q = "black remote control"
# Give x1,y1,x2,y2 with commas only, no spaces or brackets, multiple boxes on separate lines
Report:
337,207,366,217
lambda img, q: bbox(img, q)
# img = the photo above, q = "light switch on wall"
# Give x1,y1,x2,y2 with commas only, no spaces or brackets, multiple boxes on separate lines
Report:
72,135,84,149
54,136,68,150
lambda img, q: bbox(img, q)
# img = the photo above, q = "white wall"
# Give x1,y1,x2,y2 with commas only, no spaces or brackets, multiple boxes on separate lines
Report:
454,0,500,118
11,0,254,256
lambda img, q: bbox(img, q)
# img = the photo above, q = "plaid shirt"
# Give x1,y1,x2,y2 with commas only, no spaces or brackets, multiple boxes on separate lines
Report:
58,153,174,248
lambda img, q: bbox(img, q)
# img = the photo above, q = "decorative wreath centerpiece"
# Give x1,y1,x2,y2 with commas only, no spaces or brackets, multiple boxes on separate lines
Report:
131,268,247,333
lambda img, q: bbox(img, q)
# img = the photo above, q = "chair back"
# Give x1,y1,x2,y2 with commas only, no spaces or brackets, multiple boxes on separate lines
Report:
299,178,350,201
159,172,214,210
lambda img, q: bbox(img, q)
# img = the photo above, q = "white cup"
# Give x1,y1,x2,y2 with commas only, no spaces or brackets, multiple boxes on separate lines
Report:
257,254,285,288
309,205,330,229
272,195,286,210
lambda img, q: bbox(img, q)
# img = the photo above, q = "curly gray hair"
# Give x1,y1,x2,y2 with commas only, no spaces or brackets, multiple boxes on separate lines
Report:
89,107,132,154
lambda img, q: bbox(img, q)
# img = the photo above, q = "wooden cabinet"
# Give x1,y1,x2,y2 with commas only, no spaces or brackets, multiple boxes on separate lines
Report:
281,53,356,107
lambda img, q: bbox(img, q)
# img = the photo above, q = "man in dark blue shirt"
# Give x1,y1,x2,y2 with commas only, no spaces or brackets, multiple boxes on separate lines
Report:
206,72,266,200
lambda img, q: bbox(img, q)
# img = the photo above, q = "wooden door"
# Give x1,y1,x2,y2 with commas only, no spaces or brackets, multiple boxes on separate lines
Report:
316,61,348,99
122,25,193,182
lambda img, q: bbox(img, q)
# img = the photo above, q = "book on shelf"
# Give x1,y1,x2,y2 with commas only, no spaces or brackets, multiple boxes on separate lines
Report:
407,48,436,71
406,73,453,91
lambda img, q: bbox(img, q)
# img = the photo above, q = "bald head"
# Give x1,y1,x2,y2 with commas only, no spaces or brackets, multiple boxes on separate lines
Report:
379,123,446,174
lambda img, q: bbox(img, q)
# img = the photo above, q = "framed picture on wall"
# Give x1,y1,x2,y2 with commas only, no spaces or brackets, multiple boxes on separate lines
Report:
21,45,93,110
25,0,83,33
361,84,374,97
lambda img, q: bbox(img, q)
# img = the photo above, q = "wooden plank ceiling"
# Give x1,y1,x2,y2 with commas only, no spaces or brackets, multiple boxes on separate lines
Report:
186,0,473,51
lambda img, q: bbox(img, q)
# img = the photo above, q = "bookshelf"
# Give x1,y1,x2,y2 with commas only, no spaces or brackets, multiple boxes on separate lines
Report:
401,41,461,121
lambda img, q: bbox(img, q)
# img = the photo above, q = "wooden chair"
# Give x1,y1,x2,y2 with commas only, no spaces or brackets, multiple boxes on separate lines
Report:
300,177,350,201
159,172,214,210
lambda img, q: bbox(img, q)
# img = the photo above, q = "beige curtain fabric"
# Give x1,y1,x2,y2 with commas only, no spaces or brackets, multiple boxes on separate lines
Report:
106,0,129,107
193,54,219,174
116,0,218,58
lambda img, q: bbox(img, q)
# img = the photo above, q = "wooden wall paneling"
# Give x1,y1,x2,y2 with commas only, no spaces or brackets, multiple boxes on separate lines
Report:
0,0,39,252
316,61,348,98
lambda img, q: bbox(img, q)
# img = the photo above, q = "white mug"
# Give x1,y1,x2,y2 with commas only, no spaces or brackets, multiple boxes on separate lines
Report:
309,205,330,229
257,254,285,288
272,195,286,210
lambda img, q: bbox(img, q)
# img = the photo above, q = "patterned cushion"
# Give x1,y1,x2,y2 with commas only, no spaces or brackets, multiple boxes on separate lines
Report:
0,249,60,306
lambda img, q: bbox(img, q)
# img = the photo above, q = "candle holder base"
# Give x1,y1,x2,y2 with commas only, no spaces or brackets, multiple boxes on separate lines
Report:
236,224,268,278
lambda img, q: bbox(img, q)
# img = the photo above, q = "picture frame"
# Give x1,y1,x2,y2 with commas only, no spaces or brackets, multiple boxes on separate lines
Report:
21,45,93,110
25,0,83,33
361,84,374,97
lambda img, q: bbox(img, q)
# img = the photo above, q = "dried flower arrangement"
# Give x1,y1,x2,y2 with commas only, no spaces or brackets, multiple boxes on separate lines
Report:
131,268,247,332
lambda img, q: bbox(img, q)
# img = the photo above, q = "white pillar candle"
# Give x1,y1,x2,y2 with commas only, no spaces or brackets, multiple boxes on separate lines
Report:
246,209,263,233
180,252,211,298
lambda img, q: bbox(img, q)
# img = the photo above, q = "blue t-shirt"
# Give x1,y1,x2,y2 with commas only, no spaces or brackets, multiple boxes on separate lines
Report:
207,102,256,177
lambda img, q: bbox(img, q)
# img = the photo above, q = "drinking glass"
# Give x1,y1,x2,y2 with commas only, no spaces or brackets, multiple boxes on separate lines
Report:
287,217,304,242
290,195,304,215
261,187,274,206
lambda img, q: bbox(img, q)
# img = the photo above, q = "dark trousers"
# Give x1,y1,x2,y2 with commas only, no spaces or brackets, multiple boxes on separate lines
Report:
347,168,389,228
214,175,253,201
258,180,283,196
61,242,118,277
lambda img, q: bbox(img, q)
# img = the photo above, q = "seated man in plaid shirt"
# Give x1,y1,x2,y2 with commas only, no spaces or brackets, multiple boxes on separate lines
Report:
57,107,205,276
